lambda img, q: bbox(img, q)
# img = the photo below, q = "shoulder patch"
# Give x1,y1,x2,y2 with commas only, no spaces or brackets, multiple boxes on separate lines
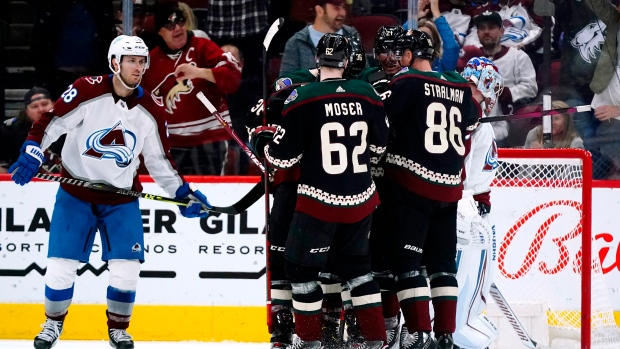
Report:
85,76,103,84
275,77,293,91
284,89,298,104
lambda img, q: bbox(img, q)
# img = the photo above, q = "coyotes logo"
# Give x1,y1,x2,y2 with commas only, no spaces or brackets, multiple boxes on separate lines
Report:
152,71,194,114
571,20,607,64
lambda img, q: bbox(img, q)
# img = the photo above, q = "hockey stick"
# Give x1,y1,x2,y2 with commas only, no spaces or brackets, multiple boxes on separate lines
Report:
489,283,551,349
196,92,266,173
479,105,592,123
33,173,251,215
263,17,284,330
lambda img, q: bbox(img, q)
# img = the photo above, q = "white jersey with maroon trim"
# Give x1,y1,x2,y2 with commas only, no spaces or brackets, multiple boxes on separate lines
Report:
27,75,183,205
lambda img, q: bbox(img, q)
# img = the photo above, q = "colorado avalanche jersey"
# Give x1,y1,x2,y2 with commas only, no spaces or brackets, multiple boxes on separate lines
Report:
265,78,389,223
383,68,481,202
27,75,183,205
141,34,242,147
463,123,498,205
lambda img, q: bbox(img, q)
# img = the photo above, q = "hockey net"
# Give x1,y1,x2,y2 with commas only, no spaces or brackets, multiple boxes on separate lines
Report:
491,149,620,349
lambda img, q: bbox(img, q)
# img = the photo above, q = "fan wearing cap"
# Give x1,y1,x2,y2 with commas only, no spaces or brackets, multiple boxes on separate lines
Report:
141,1,242,175
9,36,212,349
457,10,537,147
279,0,361,76
0,87,54,174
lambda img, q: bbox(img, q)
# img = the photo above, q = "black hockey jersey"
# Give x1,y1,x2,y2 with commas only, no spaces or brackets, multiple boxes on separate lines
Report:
383,68,481,203
265,78,389,223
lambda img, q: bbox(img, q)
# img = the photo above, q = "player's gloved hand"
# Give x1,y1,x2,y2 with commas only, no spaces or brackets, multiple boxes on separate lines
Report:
175,183,212,218
250,125,277,158
8,140,44,186
478,202,491,217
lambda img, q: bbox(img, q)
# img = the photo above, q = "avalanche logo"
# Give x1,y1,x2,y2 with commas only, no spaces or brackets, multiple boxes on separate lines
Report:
482,140,498,171
284,89,298,104
275,77,293,91
571,20,607,64
152,70,194,114
83,121,137,168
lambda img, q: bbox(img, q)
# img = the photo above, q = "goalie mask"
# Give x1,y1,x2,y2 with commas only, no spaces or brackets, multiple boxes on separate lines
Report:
346,37,366,78
316,33,351,70
107,35,150,90
395,29,435,62
461,57,504,116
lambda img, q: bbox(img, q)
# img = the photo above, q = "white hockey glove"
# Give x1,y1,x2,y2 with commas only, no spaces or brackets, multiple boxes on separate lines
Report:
457,196,492,249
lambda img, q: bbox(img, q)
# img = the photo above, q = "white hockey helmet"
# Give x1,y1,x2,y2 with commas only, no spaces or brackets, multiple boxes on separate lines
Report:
107,35,150,74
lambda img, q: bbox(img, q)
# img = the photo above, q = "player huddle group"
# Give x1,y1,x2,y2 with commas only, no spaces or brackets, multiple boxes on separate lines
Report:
249,26,504,349
7,25,503,349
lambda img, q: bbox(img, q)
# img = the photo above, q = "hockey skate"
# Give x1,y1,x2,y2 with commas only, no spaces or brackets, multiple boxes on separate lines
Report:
108,328,134,349
399,325,436,349
434,333,453,349
347,340,387,349
287,336,323,349
384,316,401,349
271,308,295,349
343,310,364,346
33,318,64,349
322,312,343,349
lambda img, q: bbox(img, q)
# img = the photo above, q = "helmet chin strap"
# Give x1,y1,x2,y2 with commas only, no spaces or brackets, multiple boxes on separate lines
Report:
115,71,142,91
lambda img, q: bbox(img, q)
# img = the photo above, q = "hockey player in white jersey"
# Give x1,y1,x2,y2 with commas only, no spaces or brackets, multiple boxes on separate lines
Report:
8,36,212,349
453,57,503,349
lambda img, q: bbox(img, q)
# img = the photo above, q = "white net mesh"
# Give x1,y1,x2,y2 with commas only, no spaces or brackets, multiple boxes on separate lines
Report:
491,150,620,348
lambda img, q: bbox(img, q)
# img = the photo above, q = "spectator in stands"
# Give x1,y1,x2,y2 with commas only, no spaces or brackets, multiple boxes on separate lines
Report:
0,87,61,174
279,0,360,76
178,2,209,39
524,101,584,149
458,10,538,147
585,0,620,179
141,1,242,175
404,0,460,72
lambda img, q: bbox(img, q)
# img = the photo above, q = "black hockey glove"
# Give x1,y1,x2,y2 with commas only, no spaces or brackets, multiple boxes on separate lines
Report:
250,125,277,158
478,202,491,217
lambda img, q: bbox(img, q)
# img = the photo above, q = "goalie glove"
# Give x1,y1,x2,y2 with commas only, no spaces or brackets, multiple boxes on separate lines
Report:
250,125,277,158
175,183,212,218
457,196,492,249
8,140,44,186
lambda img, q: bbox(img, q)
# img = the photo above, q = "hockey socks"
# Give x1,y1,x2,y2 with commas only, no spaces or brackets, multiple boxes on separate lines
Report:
429,272,458,334
349,277,387,342
44,284,73,320
396,272,432,333
291,281,324,341
106,286,135,329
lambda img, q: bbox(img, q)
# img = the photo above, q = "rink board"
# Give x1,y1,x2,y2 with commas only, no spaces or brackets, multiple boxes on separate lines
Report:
1,176,620,340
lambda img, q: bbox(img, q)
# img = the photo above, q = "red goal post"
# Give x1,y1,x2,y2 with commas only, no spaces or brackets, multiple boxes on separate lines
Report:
491,149,620,348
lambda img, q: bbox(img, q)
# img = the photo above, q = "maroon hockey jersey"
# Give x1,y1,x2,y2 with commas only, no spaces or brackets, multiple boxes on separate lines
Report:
141,34,242,147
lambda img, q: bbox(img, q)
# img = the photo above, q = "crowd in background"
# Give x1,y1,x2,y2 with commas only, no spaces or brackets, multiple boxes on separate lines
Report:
1,0,620,179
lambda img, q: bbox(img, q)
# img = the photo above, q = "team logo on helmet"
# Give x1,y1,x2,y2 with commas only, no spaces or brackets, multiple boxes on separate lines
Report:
284,89,298,104
275,77,293,91
83,121,136,168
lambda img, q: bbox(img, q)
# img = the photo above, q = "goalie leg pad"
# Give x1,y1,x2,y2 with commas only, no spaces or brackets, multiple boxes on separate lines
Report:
453,313,498,348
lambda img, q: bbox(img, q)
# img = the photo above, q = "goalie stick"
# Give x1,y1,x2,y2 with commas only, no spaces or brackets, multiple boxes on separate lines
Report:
489,283,551,349
196,92,266,173
479,105,592,123
33,173,261,215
